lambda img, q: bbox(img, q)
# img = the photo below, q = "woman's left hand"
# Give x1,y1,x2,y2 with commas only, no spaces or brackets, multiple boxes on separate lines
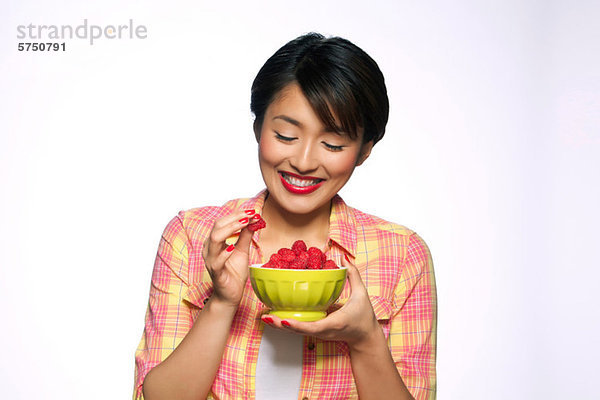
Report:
261,255,381,350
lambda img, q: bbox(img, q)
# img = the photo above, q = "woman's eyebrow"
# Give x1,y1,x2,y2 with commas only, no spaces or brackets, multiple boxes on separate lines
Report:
273,115,302,128
273,114,345,135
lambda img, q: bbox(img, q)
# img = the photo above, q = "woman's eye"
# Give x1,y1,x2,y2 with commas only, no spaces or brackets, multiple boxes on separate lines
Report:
323,142,344,151
275,132,296,142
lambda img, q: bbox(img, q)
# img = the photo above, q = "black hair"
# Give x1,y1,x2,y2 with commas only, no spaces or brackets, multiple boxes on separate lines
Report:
250,32,389,144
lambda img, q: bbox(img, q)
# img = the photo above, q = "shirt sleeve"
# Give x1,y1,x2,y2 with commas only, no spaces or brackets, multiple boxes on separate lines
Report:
390,233,437,400
133,212,194,400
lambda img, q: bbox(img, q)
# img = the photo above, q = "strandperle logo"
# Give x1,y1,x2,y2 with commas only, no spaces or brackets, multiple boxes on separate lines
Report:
16,19,147,45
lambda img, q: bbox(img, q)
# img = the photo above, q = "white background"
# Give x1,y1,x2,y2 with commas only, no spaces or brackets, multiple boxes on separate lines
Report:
1,1,599,399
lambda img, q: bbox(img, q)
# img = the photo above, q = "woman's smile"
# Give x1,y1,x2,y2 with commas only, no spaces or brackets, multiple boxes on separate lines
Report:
278,171,325,194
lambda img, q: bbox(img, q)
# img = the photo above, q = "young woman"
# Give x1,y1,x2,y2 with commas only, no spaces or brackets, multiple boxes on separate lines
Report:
134,33,437,400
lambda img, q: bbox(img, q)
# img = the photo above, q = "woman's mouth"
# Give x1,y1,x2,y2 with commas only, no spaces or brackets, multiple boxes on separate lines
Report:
279,172,325,194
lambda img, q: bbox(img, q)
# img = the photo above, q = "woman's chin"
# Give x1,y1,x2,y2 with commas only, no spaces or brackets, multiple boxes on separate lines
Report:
268,189,331,217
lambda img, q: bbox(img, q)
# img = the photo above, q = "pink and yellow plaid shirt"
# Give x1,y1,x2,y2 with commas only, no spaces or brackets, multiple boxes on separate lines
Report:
134,190,437,399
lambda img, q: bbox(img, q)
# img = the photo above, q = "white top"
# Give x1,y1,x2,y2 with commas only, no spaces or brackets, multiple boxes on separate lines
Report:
255,324,303,399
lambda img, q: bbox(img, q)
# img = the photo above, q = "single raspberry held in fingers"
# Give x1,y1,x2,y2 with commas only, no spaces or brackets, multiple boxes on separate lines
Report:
248,216,266,232
291,240,307,255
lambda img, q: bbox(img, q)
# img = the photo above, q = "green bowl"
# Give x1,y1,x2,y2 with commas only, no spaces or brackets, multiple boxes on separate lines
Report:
249,264,347,321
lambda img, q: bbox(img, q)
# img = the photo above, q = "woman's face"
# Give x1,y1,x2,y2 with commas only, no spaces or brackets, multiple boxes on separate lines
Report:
257,83,373,217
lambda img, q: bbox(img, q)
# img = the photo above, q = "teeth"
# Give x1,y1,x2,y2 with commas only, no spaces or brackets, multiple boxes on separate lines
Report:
282,173,321,187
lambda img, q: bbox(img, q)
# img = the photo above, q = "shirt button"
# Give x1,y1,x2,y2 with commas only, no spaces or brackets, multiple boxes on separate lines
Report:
302,397,309,400
307,342,315,350
203,297,209,305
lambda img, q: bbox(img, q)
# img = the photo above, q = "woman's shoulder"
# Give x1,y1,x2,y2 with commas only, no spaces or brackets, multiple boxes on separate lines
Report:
347,204,416,238
346,204,431,259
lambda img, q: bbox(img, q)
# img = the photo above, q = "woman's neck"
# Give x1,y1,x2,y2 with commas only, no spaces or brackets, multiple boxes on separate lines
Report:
260,194,331,252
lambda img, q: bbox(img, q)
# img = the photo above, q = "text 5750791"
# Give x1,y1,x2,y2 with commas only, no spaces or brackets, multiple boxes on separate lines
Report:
18,42,66,51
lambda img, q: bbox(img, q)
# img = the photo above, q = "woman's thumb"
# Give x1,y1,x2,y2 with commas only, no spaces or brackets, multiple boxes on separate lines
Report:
341,254,365,291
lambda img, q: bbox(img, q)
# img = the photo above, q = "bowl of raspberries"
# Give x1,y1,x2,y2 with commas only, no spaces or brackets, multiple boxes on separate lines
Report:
249,240,347,321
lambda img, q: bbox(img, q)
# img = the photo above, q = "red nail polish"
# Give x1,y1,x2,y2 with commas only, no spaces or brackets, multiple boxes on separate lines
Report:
281,320,291,327
263,316,273,324
344,254,350,262
245,209,256,215
253,214,261,220
239,217,249,224
226,244,235,252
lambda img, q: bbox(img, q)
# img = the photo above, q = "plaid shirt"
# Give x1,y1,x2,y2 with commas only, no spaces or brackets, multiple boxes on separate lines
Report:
134,190,437,399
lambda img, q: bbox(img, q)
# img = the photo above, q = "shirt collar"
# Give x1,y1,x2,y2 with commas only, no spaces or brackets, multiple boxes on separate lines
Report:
328,194,357,257
237,190,357,256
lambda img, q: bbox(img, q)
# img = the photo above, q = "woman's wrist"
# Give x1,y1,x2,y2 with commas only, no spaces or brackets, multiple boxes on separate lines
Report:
204,295,240,318
347,319,386,354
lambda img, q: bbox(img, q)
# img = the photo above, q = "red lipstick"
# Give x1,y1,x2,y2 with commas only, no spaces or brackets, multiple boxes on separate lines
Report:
279,172,325,194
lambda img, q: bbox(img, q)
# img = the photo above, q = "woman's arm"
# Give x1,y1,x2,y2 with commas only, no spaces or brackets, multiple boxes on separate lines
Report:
138,209,258,400
387,233,437,399
333,259,416,399
142,297,237,400
349,324,415,400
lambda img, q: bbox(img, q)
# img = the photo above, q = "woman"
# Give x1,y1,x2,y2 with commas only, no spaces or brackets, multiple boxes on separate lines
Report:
134,33,437,400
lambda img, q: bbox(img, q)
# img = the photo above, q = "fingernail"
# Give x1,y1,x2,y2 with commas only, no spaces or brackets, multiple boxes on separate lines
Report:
344,254,350,262
226,244,235,252
239,217,249,224
281,320,291,327
263,316,273,324
244,209,256,215
253,214,261,220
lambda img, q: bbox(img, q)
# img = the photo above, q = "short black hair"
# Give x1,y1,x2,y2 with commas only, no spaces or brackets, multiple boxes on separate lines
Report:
251,32,389,144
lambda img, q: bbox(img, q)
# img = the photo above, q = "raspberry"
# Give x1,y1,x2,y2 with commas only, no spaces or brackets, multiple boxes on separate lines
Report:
307,246,323,259
291,251,309,269
269,253,282,264
248,216,266,232
289,258,305,269
270,260,286,269
307,254,322,269
291,240,307,255
297,251,309,264
262,243,338,270
269,253,288,269
308,247,326,267
277,248,296,263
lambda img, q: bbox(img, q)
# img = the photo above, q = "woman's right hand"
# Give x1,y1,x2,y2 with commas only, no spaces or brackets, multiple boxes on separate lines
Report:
202,210,259,309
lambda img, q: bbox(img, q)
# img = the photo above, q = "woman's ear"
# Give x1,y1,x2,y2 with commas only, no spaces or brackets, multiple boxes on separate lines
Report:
356,140,374,166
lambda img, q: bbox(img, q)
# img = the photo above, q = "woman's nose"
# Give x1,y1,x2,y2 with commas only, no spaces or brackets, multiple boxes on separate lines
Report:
289,141,319,173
